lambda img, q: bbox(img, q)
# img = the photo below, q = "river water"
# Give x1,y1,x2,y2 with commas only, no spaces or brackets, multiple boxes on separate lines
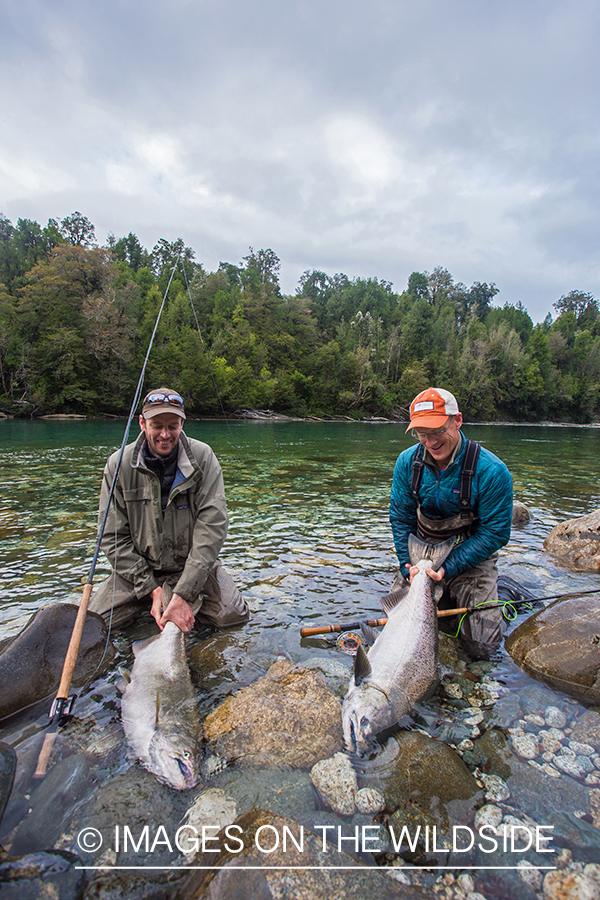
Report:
1,420,600,887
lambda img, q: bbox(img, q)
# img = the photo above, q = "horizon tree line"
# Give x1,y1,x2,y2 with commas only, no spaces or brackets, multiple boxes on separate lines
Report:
0,210,599,422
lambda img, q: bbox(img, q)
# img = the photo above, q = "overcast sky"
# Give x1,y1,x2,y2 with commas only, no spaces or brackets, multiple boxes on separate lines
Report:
1,0,599,322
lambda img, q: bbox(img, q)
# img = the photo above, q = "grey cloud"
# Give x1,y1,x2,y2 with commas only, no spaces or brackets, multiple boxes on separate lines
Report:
1,0,599,319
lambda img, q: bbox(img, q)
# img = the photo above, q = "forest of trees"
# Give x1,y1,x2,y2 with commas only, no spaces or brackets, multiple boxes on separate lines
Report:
0,210,599,422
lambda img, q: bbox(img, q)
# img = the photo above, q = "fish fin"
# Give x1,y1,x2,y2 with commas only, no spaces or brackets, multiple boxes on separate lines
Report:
438,662,454,680
408,534,457,570
353,644,372,686
116,667,131,692
433,583,444,604
155,692,161,727
380,584,409,615
162,581,173,607
132,634,160,657
360,623,380,646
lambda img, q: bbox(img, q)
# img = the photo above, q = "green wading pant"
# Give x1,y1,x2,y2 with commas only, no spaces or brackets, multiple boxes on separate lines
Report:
391,553,507,660
89,560,249,630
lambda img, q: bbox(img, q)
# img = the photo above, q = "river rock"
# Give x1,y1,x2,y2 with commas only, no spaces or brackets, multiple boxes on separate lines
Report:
544,869,600,900
546,706,568,728
74,766,192,867
572,711,600,750
508,757,590,822
544,508,600,571
0,849,86,900
505,597,600,704
203,659,343,768
0,603,115,721
553,754,595,780
474,804,503,830
179,789,238,861
511,732,540,760
355,787,385,814
10,754,91,857
375,731,480,817
513,501,532,526
209,766,315,822
0,743,16,830
310,753,357,816
472,728,514,781
170,808,435,900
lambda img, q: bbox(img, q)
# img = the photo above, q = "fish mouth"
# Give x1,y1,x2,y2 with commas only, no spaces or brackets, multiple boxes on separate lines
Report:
349,720,358,755
176,756,197,789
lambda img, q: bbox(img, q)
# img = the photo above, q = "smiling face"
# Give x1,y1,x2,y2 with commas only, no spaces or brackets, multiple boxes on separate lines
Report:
139,413,184,458
416,413,463,470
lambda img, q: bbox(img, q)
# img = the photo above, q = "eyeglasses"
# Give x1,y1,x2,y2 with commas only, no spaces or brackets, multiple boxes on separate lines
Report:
143,392,185,407
411,417,454,442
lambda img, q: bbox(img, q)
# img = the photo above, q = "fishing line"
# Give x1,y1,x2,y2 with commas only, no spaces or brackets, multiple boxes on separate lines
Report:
451,598,534,638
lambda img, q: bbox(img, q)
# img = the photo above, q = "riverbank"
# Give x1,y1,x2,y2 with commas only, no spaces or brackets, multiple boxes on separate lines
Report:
2,407,599,427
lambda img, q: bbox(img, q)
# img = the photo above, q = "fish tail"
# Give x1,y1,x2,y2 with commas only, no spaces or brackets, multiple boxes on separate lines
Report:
408,534,457,570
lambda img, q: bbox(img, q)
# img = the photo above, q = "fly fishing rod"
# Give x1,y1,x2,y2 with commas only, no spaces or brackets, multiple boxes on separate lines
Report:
34,260,179,779
299,586,600,638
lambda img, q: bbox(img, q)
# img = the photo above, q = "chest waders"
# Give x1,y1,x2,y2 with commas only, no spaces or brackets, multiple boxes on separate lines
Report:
409,440,505,659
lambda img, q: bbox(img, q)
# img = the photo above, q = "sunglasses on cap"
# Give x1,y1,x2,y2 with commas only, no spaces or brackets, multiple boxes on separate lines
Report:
143,392,185,407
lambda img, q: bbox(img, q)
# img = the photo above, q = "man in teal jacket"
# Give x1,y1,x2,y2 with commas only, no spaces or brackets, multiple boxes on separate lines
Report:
389,387,513,658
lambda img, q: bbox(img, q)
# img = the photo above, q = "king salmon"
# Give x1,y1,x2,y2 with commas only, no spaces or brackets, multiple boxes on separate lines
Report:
342,535,455,755
119,584,201,789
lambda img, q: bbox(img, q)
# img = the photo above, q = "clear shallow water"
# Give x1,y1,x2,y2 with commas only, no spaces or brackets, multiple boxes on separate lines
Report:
1,419,600,870
2,419,599,633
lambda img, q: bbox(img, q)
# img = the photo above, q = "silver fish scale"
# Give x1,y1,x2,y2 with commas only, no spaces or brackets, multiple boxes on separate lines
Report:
342,537,454,754
120,621,201,790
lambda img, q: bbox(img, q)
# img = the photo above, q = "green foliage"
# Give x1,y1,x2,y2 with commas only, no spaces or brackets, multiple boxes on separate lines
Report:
0,211,599,422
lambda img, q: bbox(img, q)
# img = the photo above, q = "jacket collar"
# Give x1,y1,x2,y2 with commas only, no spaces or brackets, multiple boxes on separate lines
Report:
132,431,197,479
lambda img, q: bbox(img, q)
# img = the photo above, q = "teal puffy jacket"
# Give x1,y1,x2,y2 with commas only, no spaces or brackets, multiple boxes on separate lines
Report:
389,432,513,579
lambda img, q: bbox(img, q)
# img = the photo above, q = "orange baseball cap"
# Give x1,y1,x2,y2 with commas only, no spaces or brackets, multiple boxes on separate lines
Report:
405,388,459,432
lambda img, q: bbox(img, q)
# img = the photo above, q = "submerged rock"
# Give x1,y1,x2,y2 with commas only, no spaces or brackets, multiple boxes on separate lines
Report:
472,728,514,781
209,766,315,822
506,597,600,704
0,743,16,831
544,508,600,571
0,849,85,900
543,869,600,900
310,752,357,816
179,789,237,861
10,754,91,857
571,710,600,749
373,731,480,817
512,500,532,526
170,808,433,900
203,659,343,768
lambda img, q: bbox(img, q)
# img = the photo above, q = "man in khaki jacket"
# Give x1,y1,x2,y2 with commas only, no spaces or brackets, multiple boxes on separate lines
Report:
89,388,248,631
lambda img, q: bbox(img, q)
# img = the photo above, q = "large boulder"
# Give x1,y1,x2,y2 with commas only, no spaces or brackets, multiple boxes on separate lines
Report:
544,508,600,571
362,731,480,817
0,604,115,721
505,597,600,704
203,659,343,768
170,808,436,900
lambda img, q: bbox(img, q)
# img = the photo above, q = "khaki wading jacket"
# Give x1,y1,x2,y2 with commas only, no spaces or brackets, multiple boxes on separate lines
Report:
98,431,228,603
